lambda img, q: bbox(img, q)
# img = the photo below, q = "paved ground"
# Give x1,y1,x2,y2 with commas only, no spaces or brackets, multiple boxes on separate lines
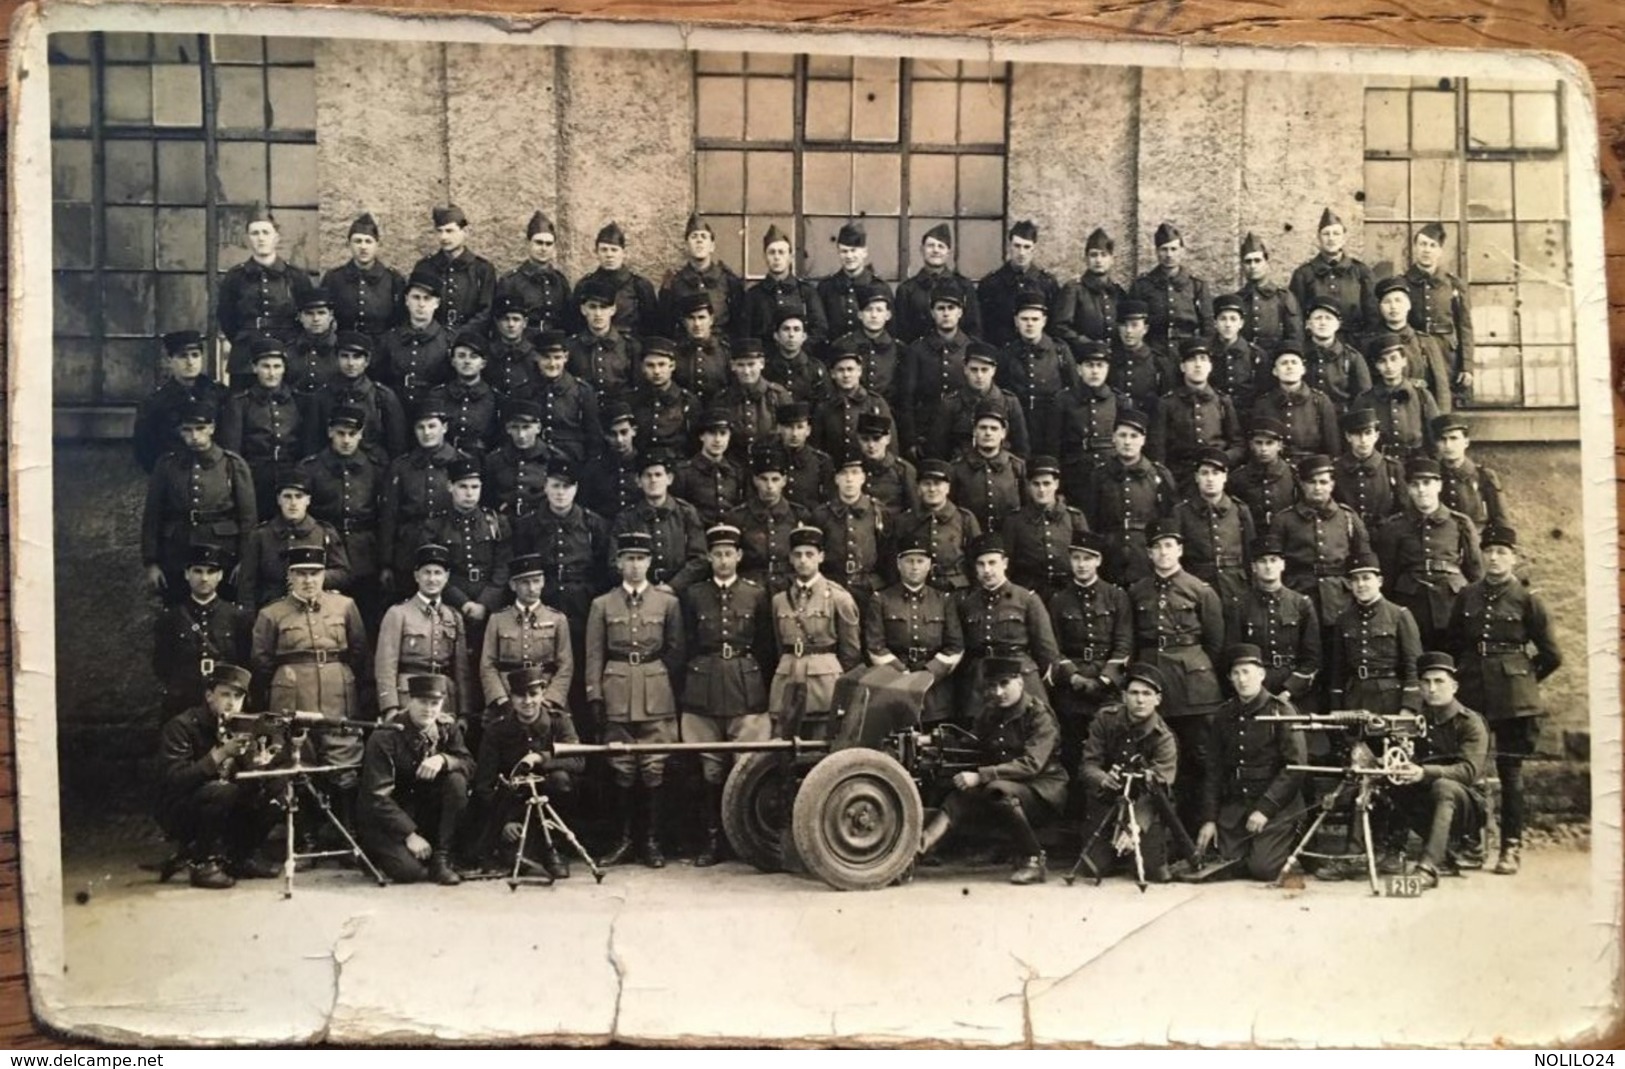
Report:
41,837,1619,1049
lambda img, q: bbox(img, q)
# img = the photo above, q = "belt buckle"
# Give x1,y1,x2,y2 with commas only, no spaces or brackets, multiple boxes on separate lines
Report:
1079,647,1096,663
514,499,529,518
1157,635,1170,650
199,656,215,678
792,639,805,657
720,643,736,660
626,651,644,666
188,509,202,525
314,650,330,666
404,372,417,389
521,657,536,667
468,568,483,583
908,647,929,664
1356,665,1369,680
1272,654,1288,668
845,560,862,574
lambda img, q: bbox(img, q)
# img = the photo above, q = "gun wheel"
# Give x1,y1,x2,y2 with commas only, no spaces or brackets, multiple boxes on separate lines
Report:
790,749,923,891
722,752,806,873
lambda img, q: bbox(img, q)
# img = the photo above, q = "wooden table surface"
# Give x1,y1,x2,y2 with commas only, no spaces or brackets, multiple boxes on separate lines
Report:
0,0,1619,1047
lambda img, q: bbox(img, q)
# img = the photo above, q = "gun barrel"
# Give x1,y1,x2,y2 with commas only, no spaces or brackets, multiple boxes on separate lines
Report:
551,739,831,759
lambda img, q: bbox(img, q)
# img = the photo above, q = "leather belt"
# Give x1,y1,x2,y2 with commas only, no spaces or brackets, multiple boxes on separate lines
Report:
497,659,557,673
188,509,233,525
1270,653,1290,668
904,647,935,667
1420,560,1461,576
1476,641,1524,655
974,644,1027,658
338,518,375,534
1354,666,1396,680
607,652,656,665
276,650,350,665
399,660,452,673
1155,636,1198,650
466,567,483,583
1067,646,1098,663
788,642,837,657
704,643,744,660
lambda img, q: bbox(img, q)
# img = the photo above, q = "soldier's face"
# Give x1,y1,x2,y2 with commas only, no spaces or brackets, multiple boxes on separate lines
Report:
1482,543,1517,579
168,346,205,382
415,563,449,597
348,233,378,266
451,347,486,379
405,694,444,731
1029,473,1059,505
1155,240,1182,269
973,418,1006,452
790,546,823,579
288,567,325,599
1302,471,1334,504
709,544,741,580
701,426,731,456
918,478,948,507
1380,291,1411,326
582,300,615,334
619,550,653,585
1376,349,1407,384
986,674,1024,707
1349,569,1382,604
436,222,467,253
528,233,556,263
1418,669,1458,707
1118,317,1148,345
1252,554,1285,588
1318,224,1346,256
642,355,675,387
1085,248,1113,275
898,553,932,586
497,313,527,341
774,320,806,352
451,478,481,509
1068,549,1101,583
1306,309,1340,340
596,243,626,271
537,349,567,379
1148,537,1182,573
512,686,546,722
406,287,439,324
329,425,363,456
300,307,334,334
1123,681,1160,719
858,301,891,333
186,564,223,598
753,471,786,504
837,244,867,273
1214,310,1243,342
919,237,950,268
686,230,715,261
607,420,636,454
1078,358,1108,386
1344,426,1377,458
764,241,793,276
414,418,446,448
834,466,865,499
859,433,889,459
1007,236,1036,269
1274,354,1305,386
1230,662,1266,698
1195,464,1226,499
779,419,811,448
1112,425,1145,460
278,489,311,521
510,574,545,604
544,474,577,512
1438,428,1469,462
974,552,1008,589
1241,251,1269,281
684,308,715,339
1014,308,1046,341
205,684,248,718
931,301,963,332
1181,353,1212,385
639,466,672,499
1413,233,1443,270
731,357,764,385
246,221,279,258
1407,476,1442,512
1249,434,1283,462
337,348,370,379
831,360,863,390
965,360,996,390
254,357,286,389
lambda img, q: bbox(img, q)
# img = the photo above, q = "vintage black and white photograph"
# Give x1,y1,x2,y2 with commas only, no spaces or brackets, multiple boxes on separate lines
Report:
8,1,1618,1047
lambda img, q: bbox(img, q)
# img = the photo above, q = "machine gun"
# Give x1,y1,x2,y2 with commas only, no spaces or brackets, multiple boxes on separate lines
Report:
218,710,395,780
1066,753,1153,891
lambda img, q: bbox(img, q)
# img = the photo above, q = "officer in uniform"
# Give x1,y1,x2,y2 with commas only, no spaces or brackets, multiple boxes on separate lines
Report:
1274,454,1372,638
1325,553,1422,717
976,220,1061,350
141,401,257,603
1075,661,1180,884
309,332,408,464
679,524,775,866
609,449,710,595
956,533,1061,713
376,270,451,415
494,210,572,337
812,451,887,618
1225,419,1299,531
1047,531,1135,776
374,543,476,728
297,404,386,626
1194,644,1309,881
676,410,750,527
817,221,893,342
1001,456,1090,603
1169,448,1256,609
1405,222,1475,408
410,204,496,331
893,222,983,345
1235,232,1303,354
630,336,702,455
997,287,1076,457
356,673,476,885
472,665,583,879
482,399,552,520
917,656,1067,886
586,531,687,867
864,539,965,726
1087,408,1177,588
378,401,465,594
514,330,604,465
579,402,643,520
743,224,828,352
1056,341,1128,511
725,445,811,596
898,282,974,459
1289,207,1380,348
1150,340,1245,491
1130,222,1212,358
948,401,1028,534
134,329,227,472
219,335,307,519
1434,413,1507,531
478,553,573,734
320,212,407,348
1375,457,1483,650
237,472,351,611
1446,525,1561,876
1224,535,1321,709
1333,407,1408,531
155,663,280,888
768,526,863,739
892,459,981,593
152,544,253,717
1052,227,1128,355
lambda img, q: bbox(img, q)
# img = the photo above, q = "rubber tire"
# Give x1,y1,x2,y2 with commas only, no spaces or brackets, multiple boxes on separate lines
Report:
790,748,923,891
721,752,803,873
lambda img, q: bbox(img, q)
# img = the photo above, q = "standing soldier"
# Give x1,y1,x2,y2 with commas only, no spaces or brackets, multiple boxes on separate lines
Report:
1302,297,1371,413
482,399,551,521
1224,534,1321,708
514,459,612,678
298,405,386,624
679,524,775,866
976,221,1060,350
674,410,749,527
409,204,496,331
237,472,351,612
1274,454,1371,640
610,449,710,595
893,223,982,345
744,225,828,353
495,210,572,337
218,336,307,520
1052,227,1128,356
1405,222,1474,409
513,331,604,466
568,278,642,405
1088,409,1177,588
1446,526,1561,876
1248,349,1341,463
152,544,253,717
586,532,687,867
1325,553,1423,717
1333,407,1407,531
376,270,451,416
579,402,643,521
1046,531,1134,776
309,332,408,464
1289,207,1380,349
768,526,862,738
478,553,573,736
1374,277,1454,414
948,403,1028,535
423,458,513,642
1226,419,1299,532
865,539,965,726
141,402,256,603
1433,414,1508,531
674,292,734,404
320,212,406,349
216,203,315,380
1109,301,1173,416
817,221,893,343
659,213,746,341
374,543,476,728
574,223,661,340
1056,342,1127,511
378,402,464,598
1169,448,1256,609
134,329,226,473
1374,457,1483,650
726,445,811,596
775,402,834,511
815,343,895,462
892,460,981,594
927,342,1030,463
286,288,340,396
480,294,539,398
957,534,1061,711
898,283,974,459
1131,222,1212,359
831,284,901,404
1235,232,1303,355
714,339,793,462
1206,293,1268,407
997,288,1076,458
629,337,702,456
857,414,920,522
1148,340,1245,490
811,452,887,618
1001,456,1090,603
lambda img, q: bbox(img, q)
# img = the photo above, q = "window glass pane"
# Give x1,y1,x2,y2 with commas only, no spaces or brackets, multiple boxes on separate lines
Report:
157,207,208,271
909,82,958,146
53,204,94,269
103,33,151,62
1364,89,1408,153
748,53,795,75
104,65,153,124
217,142,268,205
1410,90,1456,152
958,219,1005,279
1363,159,1409,221
806,80,853,142
707,214,746,276
912,58,958,80
1409,157,1458,220
1465,161,1512,220
806,55,851,77
216,67,267,130
1469,283,1517,345
745,77,794,142
105,140,156,204
1363,222,1410,280
49,33,92,62
909,154,957,215
695,52,744,74
1466,91,1511,150
53,337,99,404
152,64,204,126
104,339,155,403
270,142,318,205
106,206,156,270
1466,222,1516,284
863,217,901,281
267,37,316,63
1513,92,1560,150
212,36,264,64
803,153,853,215
852,65,900,142
273,208,320,269
696,76,745,141
1518,281,1572,345
105,272,157,335
1521,345,1575,407
54,272,99,338
696,151,744,215
50,65,92,128
1514,158,1566,220
1469,345,1520,405
958,80,1005,143
157,140,208,203
745,152,794,214
853,153,902,215
268,67,316,131
1516,221,1567,283
958,155,1004,216
742,215,795,278
152,33,201,63
802,216,846,279
52,139,94,202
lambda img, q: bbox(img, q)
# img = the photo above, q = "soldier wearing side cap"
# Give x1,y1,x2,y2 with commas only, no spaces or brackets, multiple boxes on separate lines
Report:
817,220,894,342
472,664,583,879
1325,553,1422,716
297,404,386,624
726,446,813,596
153,544,254,718
495,210,572,337
512,330,604,465
674,409,750,527
610,450,710,595
997,286,1077,458
776,402,834,509
135,330,227,473
1194,644,1309,881
1087,408,1178,588
1149,339,1246,489
237,471,351,611
672,291,734,403
219,335,310,519
320,212,407,347
310,332,408,463
141,402,257,603
715,339,793,462
1047,530,1135,775
659,213,746,339
957,533,1061,713
769,526,862,739
1110,300,1175,416
857,415,920,522
812,451,887,617
765,302,831,406
1056,341,1130,512
1374,275,1455,414
1446,525,1560,876
1302,296,1371,412
1273,453,1372,632
1001,456,1090,604
478,554,574,729
927,342,1031,463
568,275,643,404
1375,456,1483,650
1289,207,1380,349
481,400,551,519
374,542,477,725
744,225,828,352
216,203,316,373
1433,413,1507,531
630,336,702,454
287,287,341,395
482,292,541,397
1226,419,1299,531
1053,227,1129,355
1206,292,1269,406
894,222,983,345
376,270,452,414
865,539,966,726
1075,661,1181,883
378,402,468,592
422,458,513,637
409,204,496,331
892,459,981,593
816,341,896,461
1405,222,1475,408
1131,222,1213,358
949,402,1028,534
1333,406,1407,530
1235,232,1303,355
977,220,1061,350
426,329,502,459
680,524,776,866
898,283,975,458
1224,535,1321,708
1169,448,1256,608
580,402,643,520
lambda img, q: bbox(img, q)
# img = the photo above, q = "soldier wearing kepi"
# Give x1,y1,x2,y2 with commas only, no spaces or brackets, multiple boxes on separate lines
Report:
1088,408,1177,588
134,329,227,473
679,524,775,867
1224,534,1322,709
376,270,451,415
1225,419,1299,532
155,663,281,889
216,203,316,376
513,459,611,701
141,401,257,603
997,286,1076,457
957,533,1061,713
892,459,981,594
610,449,709,595
482,400,551,520
1056,341,1128,510
237,471,351,612
811,451,886,617
1433,413,1507,531
1001,456,1090,603
1446,525,1561,876
1333,407,1408,532
1375,457,1483,650
478,553,573,736
297,404,386,625
513,330,603,465
917,656,1068,886
586,532,687,867
1326,553,1422,718
374,542,477,728
472,665,583,879
898,282,974,459
726,445,811,596
153,544,254,718
1047,530,1135,776
1274,453,1371,636
357,673,476,886
422,457,513,635
1075,661,1180,884
865,539,966,727
1194,644,1309,881
768,526,862,739
218,335,307,520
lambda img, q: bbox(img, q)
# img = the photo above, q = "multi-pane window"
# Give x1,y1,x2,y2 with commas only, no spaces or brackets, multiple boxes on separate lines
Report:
1362,77,1573,408
693,53,1009,283
48,32,316,412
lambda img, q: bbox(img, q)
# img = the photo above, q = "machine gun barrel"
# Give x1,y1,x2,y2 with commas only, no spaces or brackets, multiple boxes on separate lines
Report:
1257,709,1427,736
551,739,831,759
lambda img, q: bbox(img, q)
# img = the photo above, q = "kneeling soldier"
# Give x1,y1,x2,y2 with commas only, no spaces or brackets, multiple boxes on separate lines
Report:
357,673,475,885
918,656,1068,885
1076,662,1179,884
473,666,584,879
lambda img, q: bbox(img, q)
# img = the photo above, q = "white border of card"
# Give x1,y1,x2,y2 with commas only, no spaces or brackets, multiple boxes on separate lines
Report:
9,0,1621,1047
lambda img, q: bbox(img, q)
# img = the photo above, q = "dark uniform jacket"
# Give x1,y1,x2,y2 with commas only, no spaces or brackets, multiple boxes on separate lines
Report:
817,268,892,343
865,581,964,723
321,259,407,343
744,274,827,351
153,597,253,713
681,577,774,717
660,260,746,339
899,330,972,455
567,329,641,404
1289,253,1379,345
1228,458,1299,531
675,335,732,403
1410,700,1489,787
134,377,227,472
862,456,919,523
379,442,466,576
812,495,887,595
1056,382,1129,507
894,267,982,345
1001,501,1091,598
949,449,1028,534
1446,576,1561,722
573,268,660,340
832,330,902,403
958,581,1062,683
976,263,1060,349
1149,384,1245,481
410,248,497,330
1389,323,1455,415
1224,585,1321,702
1087,455,1178,586
581,451,642,521
513,503,612,598
142,444,257,575
928,385,1031,462
312,376,408,461
377,320,452,414
1304,338,1371,411
358,718,476,839
1128,569,1226,718
483,335,539,398
715,380,794,461
479,600,573,711
765,350,831,407
482,442,551,519
423,506,513,613
969,692,1069,813
219,385,307,472
1332,450,1406,531
297,448,385,580
238,515,352,610
217,257,315,356
1048,578,1134,684
495,260,572,335
473,705,584,804
1053,274,1127,354
1439,458,1506,531
726,496,812,594
1274,498,1370,624
427,379,501,459
1238,278,1303,354
1109,343,1174,415
511,371,603,464
1374,506,1483,633
814,386,893,461
287,328,339,396
997,335,1077,457
155,704,234,833
1202,690,1308,822
1130,266,1212,355
1248,386,1341,461
783,444,833,510
610,497,710,594
892,502,981,591
1327,596,1422,713
1170,494,1256,606
1207,336,1267,405
631,382,703,455
675,452,749,529
1080,707,1179,793
1404,265,1473,380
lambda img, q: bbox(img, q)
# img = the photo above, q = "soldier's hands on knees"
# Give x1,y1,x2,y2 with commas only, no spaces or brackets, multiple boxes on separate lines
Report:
1102,771,1123,792
1245,810,1269,834
145,564,167,595
501,821,523,844
416,753,447,780
1196,821,1218,854
952,770,981,790
405,832,432,860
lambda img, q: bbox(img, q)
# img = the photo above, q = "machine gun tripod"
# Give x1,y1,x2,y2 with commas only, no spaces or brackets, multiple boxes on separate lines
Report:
1064,757,1205,891
497,763,605,889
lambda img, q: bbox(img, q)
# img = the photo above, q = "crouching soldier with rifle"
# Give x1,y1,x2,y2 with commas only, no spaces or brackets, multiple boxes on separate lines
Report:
472,666,585,879
917,656,1068,885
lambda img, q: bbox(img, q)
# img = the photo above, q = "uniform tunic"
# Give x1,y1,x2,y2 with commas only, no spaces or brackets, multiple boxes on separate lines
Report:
957,580,1060,708
479,600,573,712
379,442,465,576
898,331,972,456
1207,336,1268,405
893,267,982,345
832,330,902,404
141,444,257,589
1404,264,1473,382
765,351,830,407
377,321,451,414
715,380,794,461
1374,506,1483,642
586,584,686,785
496,259,572,335
630,382,702,455
1048,578,1135,763
152,596,253,715
374,595,475,719
1056,383,1128,509
483,336,539,398
891,502,981,592
1130,266,1212,356
660,260,746,338
610,497,710,594
574,267,661,340
237,515,352,610
817,268,892,342
1388,324,1455,414
513,504,612,620
949,449,1027,535
967,691,1069,815
1109,344,1174,415
580,452,643,521
1077,707,1180,875
1326,596,1423,714
1053,274,1127,352
423,506,513,614
862,456,919,523
1227,458,1299,532
1223,585,1322,703
311,376,409,462
769,576,862,732
409,248,497,330
1248,386,1341,462
320,259,407,344
1149,385,1245,486
1332,450,1407,531
1170,494,1255,607
928,386,1031,463
1201,689,1309,878
1446,577,1561,724
482,442,551,519
155,704,276,858
1237,278,1303,354
726,496,812,595
511,371,603,464
744,274,828,351
566,329,641,404
1304,338,1371,412
674,452,749,528
782,445,834,510
1087,455,1177,587
250,592,368,773
1273,499,1371,625
1001,501,1091,601
356,717,475,879
997,335,1077,457
674,336,731,407
976,263,1061,349
813,386,893,461
134,377,227,472
1439,458,1507,531
286,328,339,396
864,581,965,724
1289,253,1380,346
297,449,385,582
681,577,774,716
1127,569,1226,719
217,257,315,355
219,385,308,514
425,379,501,459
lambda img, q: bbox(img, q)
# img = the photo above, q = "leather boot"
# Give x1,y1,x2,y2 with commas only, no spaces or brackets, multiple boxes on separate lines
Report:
190,858,236,890
540,844,571,880
642,786,667,869
1010,851,1048,886
694,785,725,868
428,850,462,886
919,811,953,858
600,786,638,867
1493,840,1522,875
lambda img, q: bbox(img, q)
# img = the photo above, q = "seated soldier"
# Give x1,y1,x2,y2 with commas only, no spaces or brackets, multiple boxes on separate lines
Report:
1194,644,1308,881
472,666,585,879
918,656,1068,885
356,674,476,885
155,663,280,889
1076,662,1179,884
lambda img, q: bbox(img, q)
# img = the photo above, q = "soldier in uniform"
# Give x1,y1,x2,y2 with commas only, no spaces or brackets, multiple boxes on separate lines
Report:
376,270,451,416
1226,419,1299,531
674,410,749,527
219,336,308,519
1126,519,1227,830
481,294,538,398
1333,406,1407,531
1052,227,1128,356
630,336,701,455
865,539,965,726
857,414,919,522
1169,448,1256,609
726,445,811,596
765,302,830,407
378,402,464,595
1248,349,1341,463
586,532,687,867
409,204,496,332
1047,531,1135,777
1302,297,1370,413
1001,456,1090,603
1374,276,1454,414
893,459,981,593
1434,413,1507,531
482,399,551,520
811,451,887,618
1194,644,1309,881
142,402,257,603
1325,553,1422,717
1224,535,1321,708
1374,457,1483,650
893,222,982,345
743,225,828,353
997,287,1076,459
309,332,408,464
472,665,582,879
374,542,477,727
1087,408,1177,588
494,210,572,337
513,460,612,698
715,338,792,462
898,283,974,459
1206,293,1268,406
977,220,1060,350
1236,232,1303,355
817,221,893,343
286,287,340,396
152,544,254,717
1131,222,1212,359
135,329,226,473
917,656,1068,885
949,402,1028,535
1446,525,1561,876
320,212,406,349
680,524,775,866
1056,342,1127,511
610,450,710,595
674,292,734,405
768,526,862,738
1274,454,1372,636
775,402,834,510
568,277,642,404
216,203,315,382
1149,340,1245,490
513,331,603,465
579,402,643,521
927,343,1030,463
297,404,385,626
957,533,1060,712
815,343,895,462
1109,300,1173,416
831,283,901,404
1289,208,1380,349
1405,222,1475,408
478,553,573,734
237,472,351,611
356,673,475,885
1075,661,1180,884
423,458,513,644
155,663,280,889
